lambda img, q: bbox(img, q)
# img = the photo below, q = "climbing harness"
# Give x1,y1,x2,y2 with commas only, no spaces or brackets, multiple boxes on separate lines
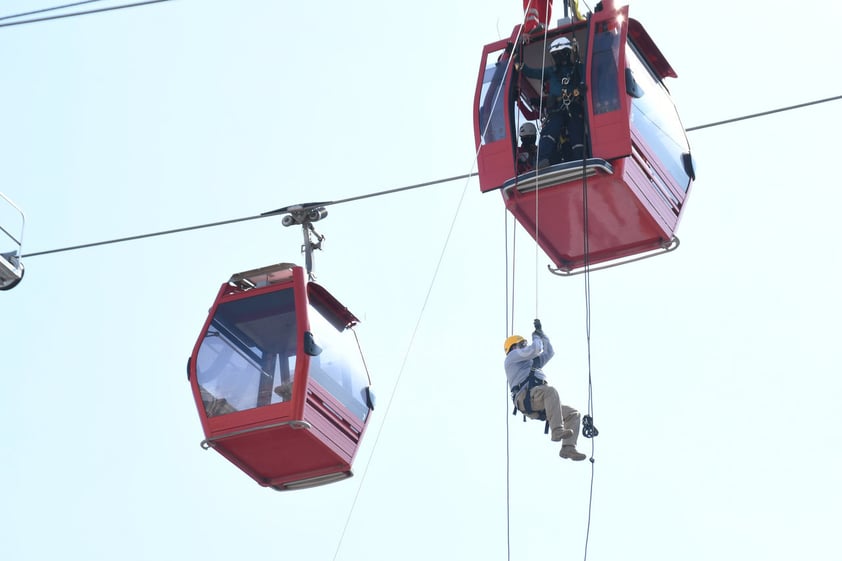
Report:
510,369,550,434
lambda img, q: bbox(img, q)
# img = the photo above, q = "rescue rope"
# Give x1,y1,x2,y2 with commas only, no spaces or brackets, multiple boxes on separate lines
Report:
534,11,550,317
513,0,552,319
504,205,513,561
330,33,531,550
504,11,542,556
579,106,598,561
329,172,477,561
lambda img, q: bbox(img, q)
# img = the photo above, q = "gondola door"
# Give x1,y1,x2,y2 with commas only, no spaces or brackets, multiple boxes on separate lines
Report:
475,35,518,193
584,2,632,164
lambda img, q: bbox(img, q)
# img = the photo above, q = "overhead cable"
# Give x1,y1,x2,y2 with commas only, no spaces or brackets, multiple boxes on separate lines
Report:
0,0,104,22
686,95,842,131
0,0,172,28
19,94,842,259
22,173,477,258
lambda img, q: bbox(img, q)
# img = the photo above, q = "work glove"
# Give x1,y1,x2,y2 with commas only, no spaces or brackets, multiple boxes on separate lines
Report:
533,318,544,337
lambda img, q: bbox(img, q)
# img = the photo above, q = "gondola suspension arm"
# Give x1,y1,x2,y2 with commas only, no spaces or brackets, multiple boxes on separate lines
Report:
277,203,328,281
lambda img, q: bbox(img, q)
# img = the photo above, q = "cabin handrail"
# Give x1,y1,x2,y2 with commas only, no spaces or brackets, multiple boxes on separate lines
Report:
0,192,25,251
200,419,312,449
548,236,680,277
502,158,614,197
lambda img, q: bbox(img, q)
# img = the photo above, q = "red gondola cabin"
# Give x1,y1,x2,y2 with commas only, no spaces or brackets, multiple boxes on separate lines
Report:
474,0,695,273
188,263,373,491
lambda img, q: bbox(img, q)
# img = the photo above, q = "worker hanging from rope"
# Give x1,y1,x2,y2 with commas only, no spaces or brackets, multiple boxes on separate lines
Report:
504,319,586,461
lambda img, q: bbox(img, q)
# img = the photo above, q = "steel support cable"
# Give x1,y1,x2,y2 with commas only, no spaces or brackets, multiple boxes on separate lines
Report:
18,95,842,260
0,0,173,28
18,96,841,260
685,95,842,131
21,173,477,259
0,0,104,22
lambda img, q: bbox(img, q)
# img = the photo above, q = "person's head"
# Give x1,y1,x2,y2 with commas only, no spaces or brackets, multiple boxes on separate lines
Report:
519,122,537,146
504,335,527,354
549,36,573,65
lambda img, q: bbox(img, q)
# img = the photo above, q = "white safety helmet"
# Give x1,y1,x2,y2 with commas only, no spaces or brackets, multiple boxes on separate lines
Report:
519,122,537,136
549,36,573,54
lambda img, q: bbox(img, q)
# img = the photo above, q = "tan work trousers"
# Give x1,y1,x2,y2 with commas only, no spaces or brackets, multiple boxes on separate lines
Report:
516,384,580,447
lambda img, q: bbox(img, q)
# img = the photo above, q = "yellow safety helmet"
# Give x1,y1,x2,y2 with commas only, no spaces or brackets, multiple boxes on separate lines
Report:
504,335,526,354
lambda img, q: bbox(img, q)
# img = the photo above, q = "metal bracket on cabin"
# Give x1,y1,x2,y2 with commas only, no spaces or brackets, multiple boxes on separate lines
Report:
262,202,329,281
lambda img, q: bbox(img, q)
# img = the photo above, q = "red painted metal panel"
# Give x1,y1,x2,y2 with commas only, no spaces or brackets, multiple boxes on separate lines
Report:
190,264,371,490
585,4,632,162
473,30,519,193
504,164,670,270
627,18,677,80
211,425,350,488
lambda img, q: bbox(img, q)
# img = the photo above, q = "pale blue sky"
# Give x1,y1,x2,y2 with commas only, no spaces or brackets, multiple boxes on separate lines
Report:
2,1,841,560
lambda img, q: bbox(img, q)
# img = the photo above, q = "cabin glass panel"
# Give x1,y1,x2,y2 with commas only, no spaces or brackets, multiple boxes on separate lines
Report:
307,299,370,422
627,43,692,192
591,28,622,114
478,49,509,144
196,289,298,417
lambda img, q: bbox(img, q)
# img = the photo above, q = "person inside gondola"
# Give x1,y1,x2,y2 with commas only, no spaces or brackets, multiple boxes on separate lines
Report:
515,36,587,167
516,122,539,174
504,319,586,461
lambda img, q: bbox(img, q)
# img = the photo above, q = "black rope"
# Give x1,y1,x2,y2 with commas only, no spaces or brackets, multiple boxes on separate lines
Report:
580,97,597,561
0,0,173,28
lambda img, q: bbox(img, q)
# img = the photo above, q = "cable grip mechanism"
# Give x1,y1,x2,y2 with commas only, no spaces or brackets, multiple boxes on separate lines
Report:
279,205,328,280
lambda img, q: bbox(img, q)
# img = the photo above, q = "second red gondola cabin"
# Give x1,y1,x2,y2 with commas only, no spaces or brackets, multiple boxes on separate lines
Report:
188,263,373,491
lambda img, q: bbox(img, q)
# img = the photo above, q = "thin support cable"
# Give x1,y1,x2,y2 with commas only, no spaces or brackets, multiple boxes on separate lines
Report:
0,0,172,28
22,173,477,259
504,205,512,561
580,151,597,561
510,221,517,328
0,0,104,21
330,169,476,561
534,11,550,318
18,95,842,262
23,214,259,258
686,94,842,131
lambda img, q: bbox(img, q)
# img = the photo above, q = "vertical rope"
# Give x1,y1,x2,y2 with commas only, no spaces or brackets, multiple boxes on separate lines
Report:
532,0,543,318
504,206,512,561
580,121,597,561
533,1,551,318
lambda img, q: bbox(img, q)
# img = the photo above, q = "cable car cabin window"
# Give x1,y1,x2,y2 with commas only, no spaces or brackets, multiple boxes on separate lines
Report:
591,28,622,115
307,298,370,422
626,43,693,192
195,289,298,417
478,49,508,144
